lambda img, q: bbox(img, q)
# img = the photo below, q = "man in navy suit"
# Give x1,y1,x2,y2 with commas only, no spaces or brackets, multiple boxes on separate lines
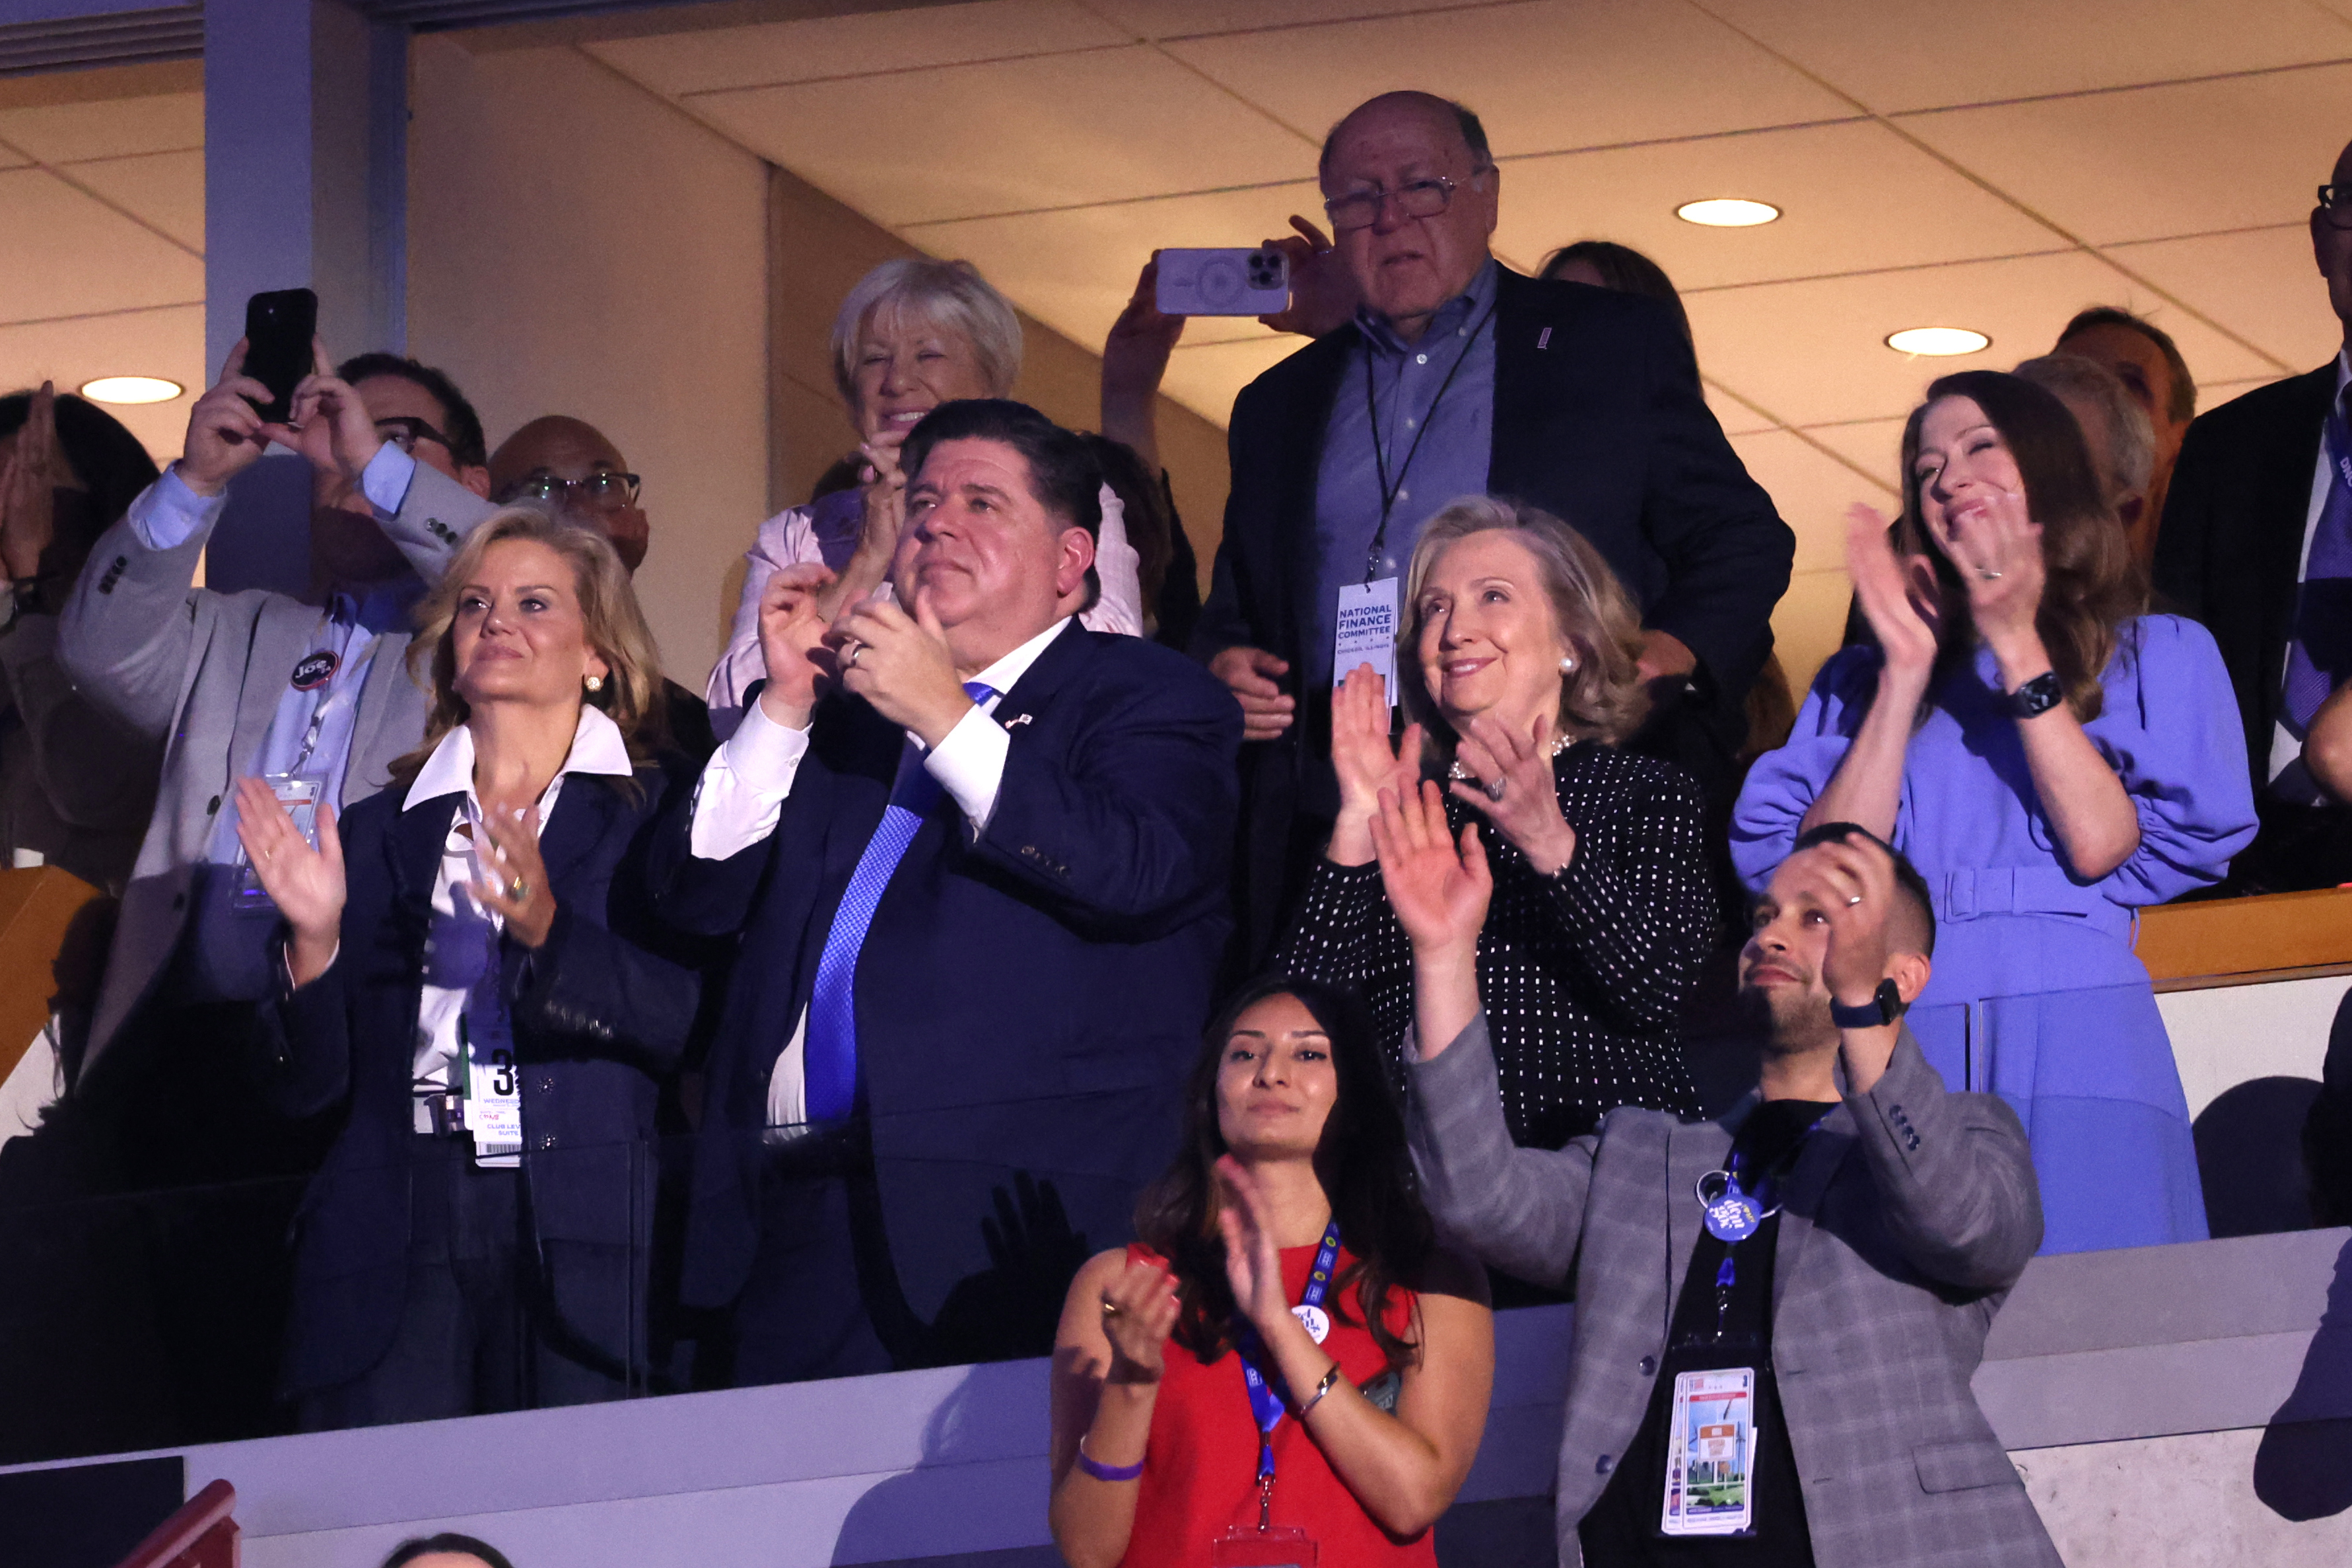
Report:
1196,90,1791,961
656,399,1239,1382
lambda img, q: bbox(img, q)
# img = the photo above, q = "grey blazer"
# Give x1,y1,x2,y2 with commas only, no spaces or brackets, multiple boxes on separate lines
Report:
1408,1015,2061,1568
59,461,495,1072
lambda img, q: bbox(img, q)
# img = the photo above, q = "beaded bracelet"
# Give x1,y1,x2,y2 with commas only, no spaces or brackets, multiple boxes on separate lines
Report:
1074,1435,1144,1483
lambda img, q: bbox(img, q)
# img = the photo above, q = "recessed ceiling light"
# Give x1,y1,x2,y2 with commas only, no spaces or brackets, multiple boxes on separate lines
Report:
1885,327,1990,357
1675,198,1780,227
79,376,184,405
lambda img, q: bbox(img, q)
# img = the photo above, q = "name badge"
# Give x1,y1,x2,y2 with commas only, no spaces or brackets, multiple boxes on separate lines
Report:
463,1013,524,1169
1208,1525,1315,1567
1661,1367,1756,1537
1333,577,1399,708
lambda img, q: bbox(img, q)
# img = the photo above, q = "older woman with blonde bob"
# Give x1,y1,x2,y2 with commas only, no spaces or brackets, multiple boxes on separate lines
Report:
1280,497,1716,1149
238,510,709,1427
706,257,1143,736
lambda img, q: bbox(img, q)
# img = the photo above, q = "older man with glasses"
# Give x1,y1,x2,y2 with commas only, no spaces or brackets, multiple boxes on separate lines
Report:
2155,137,2352,893
1194,89,1793,968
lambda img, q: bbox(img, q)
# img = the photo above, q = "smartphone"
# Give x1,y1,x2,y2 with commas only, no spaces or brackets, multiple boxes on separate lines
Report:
1156,246,1290,316
242,288,318,425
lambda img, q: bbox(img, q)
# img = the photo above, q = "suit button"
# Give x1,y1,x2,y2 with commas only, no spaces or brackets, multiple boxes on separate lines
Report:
1595,1454,1612,1474
537,1076,555,1094
1639,1356,1656,1375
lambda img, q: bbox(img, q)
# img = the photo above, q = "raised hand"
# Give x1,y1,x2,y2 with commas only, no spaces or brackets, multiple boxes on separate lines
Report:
1327,662,1422,865
1846,504,1940,685
0,381,61,581
1257,216,1359,339
273,341,384,485
471,801,557,949
1923,484,2046,651
1210,646,1294,741
177,341,282,496
832,584,971,746
1213,1155,1293,1337
1097,1253,1182,1384
1449,710,1576,875
1371,778,1492,960
1102,254,1187,400
1778,834,1909,1091
232,776,344,986
755,561,839,729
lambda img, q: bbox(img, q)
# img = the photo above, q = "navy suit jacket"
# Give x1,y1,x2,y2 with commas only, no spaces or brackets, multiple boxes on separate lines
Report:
258,751,707,1395
654,622,1240,1336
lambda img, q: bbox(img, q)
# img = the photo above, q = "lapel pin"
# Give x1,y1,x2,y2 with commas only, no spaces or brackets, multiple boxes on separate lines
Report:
1537,327,1552,351
1002,713,1034,730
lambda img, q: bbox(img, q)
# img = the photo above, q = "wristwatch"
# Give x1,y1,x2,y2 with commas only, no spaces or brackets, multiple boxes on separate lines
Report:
2009,669,2063,718
1829,978,1908,1030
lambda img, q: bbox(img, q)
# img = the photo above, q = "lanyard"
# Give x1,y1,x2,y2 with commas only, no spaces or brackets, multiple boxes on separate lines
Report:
1235,1218,1342,1527
1694,1122,1824,1335
1360,298,1498,584
2327,390,2351,496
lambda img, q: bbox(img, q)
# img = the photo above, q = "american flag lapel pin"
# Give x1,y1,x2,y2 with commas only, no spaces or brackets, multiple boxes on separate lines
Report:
1003,712,1034,730
1537,326,1552,351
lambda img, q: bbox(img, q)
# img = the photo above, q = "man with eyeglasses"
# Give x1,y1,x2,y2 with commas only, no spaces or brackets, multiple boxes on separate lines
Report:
1193,89,1792,967
2153,135,2352,893
488,414,715,757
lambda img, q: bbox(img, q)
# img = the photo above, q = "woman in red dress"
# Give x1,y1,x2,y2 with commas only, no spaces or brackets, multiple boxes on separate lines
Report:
1049,976,1494,1568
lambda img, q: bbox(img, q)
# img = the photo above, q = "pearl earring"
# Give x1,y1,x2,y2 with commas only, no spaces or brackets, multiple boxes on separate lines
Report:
584,674,604,693
1558,655,1577,675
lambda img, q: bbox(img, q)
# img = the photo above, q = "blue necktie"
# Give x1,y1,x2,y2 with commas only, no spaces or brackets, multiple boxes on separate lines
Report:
801,681,996,1122
2282,389,2352,735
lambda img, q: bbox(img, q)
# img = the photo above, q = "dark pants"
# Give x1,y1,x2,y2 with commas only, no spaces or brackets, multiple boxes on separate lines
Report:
296,1135,638,1430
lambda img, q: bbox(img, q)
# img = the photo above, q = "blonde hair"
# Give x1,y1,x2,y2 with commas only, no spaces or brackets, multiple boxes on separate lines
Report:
829,258,1023,407
1399,496,1650,748
391,508,668,790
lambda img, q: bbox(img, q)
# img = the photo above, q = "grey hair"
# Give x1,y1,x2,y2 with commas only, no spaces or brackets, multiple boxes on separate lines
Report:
2013,352,2157,505
829,258,1023,407
1399,495,1651,749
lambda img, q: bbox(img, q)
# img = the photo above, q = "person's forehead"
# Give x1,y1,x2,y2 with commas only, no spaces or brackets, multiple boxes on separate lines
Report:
860,299,965,354
1429,528,1541,581
1229,992,1325,1035
473,535,569,581
1326,101,1467,180
497,423,623,481
2058,324,2170,391
913,436,1035,498
1918,394,1992,442
354,373,448,428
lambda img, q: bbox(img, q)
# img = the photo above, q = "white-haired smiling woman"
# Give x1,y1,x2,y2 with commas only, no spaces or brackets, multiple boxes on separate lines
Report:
706,257,1144,737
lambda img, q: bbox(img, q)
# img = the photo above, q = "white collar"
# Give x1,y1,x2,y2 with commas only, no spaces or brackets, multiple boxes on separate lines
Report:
403,704,635,812
967,616,1073,701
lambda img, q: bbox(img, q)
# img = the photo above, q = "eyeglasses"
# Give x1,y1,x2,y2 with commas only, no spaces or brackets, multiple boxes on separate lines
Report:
497,471,643,511
2320,186,2352,231
376,417,456,456
1322,170,1491,234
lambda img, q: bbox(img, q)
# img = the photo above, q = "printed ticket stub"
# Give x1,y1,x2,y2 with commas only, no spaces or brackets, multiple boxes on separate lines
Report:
1333,578,1399,708
1661,1367,1756,1537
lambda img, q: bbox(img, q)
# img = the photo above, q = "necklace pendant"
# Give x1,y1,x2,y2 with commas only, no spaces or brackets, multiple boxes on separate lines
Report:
1703,1190,1764,1243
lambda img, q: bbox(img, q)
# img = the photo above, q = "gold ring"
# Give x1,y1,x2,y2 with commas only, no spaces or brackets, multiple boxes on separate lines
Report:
1100,1298,1123,1318
509,877,530,901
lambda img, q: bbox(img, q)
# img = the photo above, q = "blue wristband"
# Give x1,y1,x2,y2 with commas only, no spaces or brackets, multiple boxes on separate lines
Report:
1074,1436,1144,1483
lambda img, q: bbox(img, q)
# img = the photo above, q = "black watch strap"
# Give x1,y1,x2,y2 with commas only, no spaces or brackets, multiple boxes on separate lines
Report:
1829,978,1907,1029
2009,669,2063,718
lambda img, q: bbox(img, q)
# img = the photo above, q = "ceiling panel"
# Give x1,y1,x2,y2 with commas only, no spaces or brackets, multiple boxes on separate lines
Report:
1729,427,1892,577
584,0,1126,96
904,177,1325,355
1494,119,2066,293
2100,224,2341,371
0,166,203,324
1707,382,1780,436
1893,64,2352,247
1795,416,1909,492
62,147,204,252
688,46,1309,224
1699,0,2352,114
0,88,202,163
0,302,203,463
1083,0,1500,38
1682,249,2276,427
1164,0,1856,160
1156,333,1301,425
1772,566,1854,697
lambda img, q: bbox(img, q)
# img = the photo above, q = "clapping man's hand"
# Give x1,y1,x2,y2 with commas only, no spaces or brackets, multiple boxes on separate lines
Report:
831,585,972,746
755,562,839,731
1780,834,1908,1093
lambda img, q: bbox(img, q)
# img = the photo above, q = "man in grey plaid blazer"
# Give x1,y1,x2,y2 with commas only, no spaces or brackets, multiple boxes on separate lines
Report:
1374,791,2059,1568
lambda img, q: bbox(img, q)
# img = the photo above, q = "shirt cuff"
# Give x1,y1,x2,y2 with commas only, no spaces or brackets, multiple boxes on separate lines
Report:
131,466,228,551
359,443,418,518
926,701,1010,831
724,698,812,787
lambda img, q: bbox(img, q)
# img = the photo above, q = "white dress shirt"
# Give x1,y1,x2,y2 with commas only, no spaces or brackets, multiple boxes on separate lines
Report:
685,617,1075,1126
704,481,1142,741
399,706,637,1097
2266,349,2352,797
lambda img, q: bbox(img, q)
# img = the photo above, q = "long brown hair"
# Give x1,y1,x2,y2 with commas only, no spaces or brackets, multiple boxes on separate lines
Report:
1898,370,2146,721
1400,495,1651,753
1134,977,1433,1378
390,508,668,790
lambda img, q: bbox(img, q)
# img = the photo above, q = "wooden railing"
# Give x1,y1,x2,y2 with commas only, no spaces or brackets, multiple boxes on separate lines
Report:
114,1479,238,1568
2136,885,2352,990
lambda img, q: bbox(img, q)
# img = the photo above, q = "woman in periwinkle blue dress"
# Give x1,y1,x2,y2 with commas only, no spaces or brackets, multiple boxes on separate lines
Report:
1733,370,2256,1254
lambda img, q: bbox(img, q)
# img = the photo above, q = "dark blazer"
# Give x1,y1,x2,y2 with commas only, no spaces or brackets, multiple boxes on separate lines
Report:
1195,267,1789,954
653,622,1240,1346
258,751,706,1396
2153,362,2341,782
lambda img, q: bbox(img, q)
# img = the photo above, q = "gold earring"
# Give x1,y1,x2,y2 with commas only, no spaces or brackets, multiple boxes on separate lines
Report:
584,674,604,693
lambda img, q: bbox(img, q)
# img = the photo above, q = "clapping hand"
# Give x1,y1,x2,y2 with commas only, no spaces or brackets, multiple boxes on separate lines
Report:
1096,1253,1182,1384
1921,484,2044,648
470,801,557,950
831,584,971,746
1213,1155,1294,1340
755,562,839,729
1327,662,1422,864
1257,217,1359,339
232,776,343,986
1846,504,1940,689
1371,778,1492,960
1778,834,1908,1091
0,381,63,582
1449,710,1577,875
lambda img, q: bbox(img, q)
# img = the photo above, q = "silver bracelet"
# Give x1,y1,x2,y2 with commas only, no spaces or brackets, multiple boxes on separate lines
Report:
1296,1363,1342,1418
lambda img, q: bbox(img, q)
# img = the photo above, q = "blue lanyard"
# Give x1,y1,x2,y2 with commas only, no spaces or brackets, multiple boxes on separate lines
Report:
1235,1217,1342,1497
